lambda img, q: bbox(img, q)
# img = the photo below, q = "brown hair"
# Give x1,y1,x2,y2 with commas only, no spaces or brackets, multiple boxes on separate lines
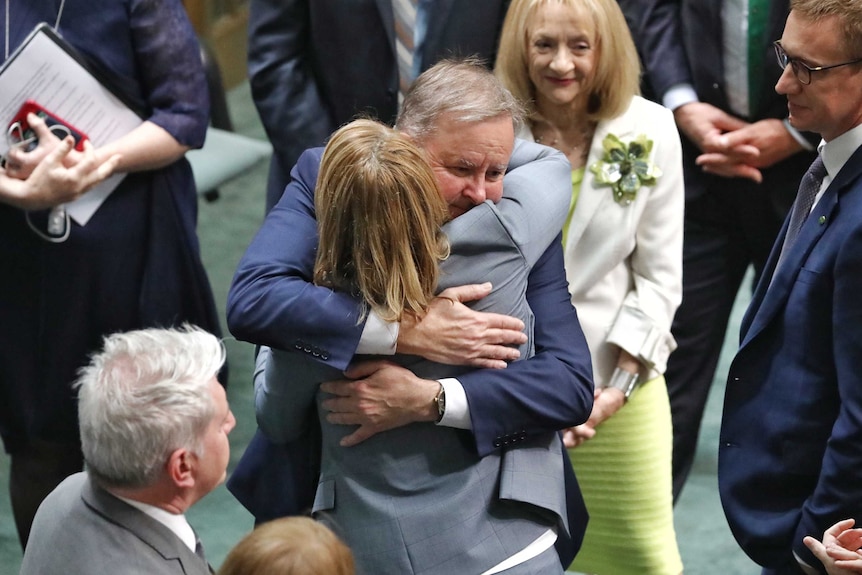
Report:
495,0,641,122
313,119,450,323
790,0,862,57
218,517,355,575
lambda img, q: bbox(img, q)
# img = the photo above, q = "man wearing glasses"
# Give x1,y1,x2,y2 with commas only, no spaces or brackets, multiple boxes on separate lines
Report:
634,0,821,503
719,1,862,573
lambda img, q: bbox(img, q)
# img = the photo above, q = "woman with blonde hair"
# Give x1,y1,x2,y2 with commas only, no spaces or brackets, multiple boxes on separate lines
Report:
312,118,449,323
219,517,355,575
497,0,685,573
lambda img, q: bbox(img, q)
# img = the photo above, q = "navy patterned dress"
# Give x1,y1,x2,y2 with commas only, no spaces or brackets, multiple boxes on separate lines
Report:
0,0,221,453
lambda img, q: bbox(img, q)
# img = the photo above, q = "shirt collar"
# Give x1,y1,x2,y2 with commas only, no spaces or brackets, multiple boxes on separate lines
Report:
115,495,197,552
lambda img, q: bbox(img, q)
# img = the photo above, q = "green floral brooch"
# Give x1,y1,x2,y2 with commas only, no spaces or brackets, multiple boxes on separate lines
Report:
590,133,662,205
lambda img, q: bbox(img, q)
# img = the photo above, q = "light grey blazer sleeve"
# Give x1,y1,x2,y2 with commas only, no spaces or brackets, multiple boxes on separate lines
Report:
255,139,572,443
255,345,340,443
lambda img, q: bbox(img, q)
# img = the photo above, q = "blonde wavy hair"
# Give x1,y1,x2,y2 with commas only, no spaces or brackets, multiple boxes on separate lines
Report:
495,0,641,122
313,119,450,323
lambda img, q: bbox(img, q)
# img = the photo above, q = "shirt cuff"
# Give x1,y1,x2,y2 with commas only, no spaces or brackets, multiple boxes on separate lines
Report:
436,378,472,429
782,118,816,151
355,310,398,355
792,550,820,575
662,84,699,111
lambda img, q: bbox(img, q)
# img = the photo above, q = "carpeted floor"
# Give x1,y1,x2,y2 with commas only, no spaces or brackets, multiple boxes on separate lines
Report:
0,82,759,574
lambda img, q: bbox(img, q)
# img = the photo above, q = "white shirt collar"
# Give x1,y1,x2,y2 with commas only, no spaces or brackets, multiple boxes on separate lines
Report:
820,123,862,178
115,495,197,552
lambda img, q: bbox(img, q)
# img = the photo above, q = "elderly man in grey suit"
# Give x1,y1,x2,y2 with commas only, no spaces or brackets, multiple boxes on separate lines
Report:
20,326,234,575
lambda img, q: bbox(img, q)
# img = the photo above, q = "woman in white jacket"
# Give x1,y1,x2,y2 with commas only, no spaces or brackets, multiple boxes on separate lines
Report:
497,0,685,573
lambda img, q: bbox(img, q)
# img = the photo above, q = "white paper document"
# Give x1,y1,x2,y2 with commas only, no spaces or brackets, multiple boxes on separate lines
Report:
0,24,143,225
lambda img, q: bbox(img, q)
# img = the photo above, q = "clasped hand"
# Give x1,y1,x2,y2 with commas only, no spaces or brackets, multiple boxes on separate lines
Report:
674,102,802,184
804,519,862,574
320,282,526,446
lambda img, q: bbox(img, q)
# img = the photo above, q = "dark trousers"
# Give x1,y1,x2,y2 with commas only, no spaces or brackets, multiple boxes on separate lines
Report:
667,186,784,501
9,439,83,550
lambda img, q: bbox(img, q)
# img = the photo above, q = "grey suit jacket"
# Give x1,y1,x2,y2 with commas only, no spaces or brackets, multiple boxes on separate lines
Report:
20,472,210,575
255,140,572,574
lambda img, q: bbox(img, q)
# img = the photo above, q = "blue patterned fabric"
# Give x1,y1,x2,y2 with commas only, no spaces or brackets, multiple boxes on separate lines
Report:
0,0,220,452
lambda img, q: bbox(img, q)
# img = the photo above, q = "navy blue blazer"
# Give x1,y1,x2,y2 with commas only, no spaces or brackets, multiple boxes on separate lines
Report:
719,144,862,572
249,0,512,208
226,145,593,564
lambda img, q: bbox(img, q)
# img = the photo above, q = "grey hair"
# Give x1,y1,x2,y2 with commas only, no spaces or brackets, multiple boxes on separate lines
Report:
395,57,526,143
75,325,226,489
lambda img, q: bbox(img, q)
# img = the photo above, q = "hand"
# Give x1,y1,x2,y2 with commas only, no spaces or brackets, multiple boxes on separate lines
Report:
804,519,862,575
4,113,79,179
673,102,750,152
0,136,120,210
319,360,439,447
696,119,804,183
563,387,626,448
397,282,527,369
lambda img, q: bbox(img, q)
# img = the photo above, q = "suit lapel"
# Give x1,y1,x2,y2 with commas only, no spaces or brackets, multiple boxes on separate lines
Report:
375,0,396,55
739,218,786,339
82,478,210,575
741,148,862,347
421,0,455,66
565,111,636,250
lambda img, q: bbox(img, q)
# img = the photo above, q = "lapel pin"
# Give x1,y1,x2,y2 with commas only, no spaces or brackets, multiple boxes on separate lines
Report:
819,215,827,225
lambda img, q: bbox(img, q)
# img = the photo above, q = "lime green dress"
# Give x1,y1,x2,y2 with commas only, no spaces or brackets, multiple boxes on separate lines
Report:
565,169,682,575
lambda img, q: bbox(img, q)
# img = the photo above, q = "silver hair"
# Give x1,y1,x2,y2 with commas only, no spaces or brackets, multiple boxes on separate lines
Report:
75,325,226,489
395,57,526,142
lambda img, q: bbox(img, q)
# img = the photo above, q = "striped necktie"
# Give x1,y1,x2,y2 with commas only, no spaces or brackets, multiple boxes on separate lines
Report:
393,0,418,105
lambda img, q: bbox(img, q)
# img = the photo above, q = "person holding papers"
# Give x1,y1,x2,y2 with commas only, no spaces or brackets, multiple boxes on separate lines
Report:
0,0,222,549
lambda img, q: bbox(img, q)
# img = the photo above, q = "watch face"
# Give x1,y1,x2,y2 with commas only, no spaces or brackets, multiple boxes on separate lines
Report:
436,388,446,418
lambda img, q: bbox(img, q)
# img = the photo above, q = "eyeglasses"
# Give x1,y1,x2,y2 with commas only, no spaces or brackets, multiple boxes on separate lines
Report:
774,41,862,85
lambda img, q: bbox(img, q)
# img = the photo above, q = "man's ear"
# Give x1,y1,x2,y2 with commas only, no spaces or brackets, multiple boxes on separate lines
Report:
166,448,196,489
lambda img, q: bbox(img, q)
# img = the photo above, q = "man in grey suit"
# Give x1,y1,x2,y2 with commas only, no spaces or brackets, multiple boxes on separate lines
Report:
20,326,234,575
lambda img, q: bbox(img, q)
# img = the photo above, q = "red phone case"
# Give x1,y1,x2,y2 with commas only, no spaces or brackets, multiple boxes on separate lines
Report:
9,100,89,152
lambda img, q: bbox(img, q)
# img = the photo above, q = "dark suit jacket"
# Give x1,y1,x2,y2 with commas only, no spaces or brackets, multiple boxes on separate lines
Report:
719,144,862,573
20,472,210,575
226,142,594,564
248,0,512,207
635,0,816,214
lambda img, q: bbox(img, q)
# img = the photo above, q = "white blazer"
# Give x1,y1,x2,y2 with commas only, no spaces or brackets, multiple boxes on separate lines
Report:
521,95,684,386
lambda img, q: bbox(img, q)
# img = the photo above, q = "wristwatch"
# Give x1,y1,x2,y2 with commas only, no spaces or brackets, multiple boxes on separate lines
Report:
606,367,640,401
434,384,446,423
